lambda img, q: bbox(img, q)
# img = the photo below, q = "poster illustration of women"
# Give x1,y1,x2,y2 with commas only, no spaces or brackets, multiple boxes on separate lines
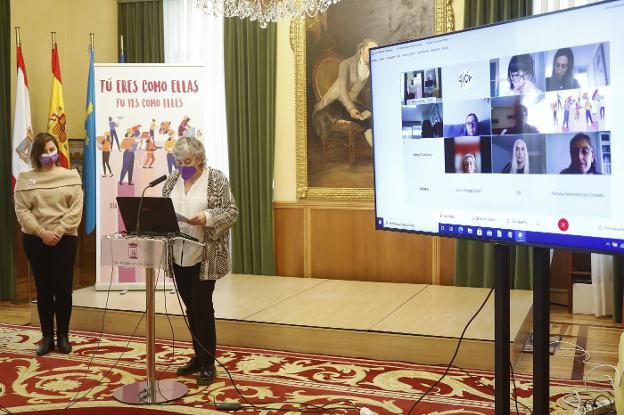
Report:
94,64,205,289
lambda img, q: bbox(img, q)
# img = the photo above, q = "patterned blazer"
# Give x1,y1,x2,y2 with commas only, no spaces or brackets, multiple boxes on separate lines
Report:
162,168,239,281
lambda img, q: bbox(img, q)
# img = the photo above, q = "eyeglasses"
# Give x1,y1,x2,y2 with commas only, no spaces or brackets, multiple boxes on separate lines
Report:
510,72,532,82
465,121,477,127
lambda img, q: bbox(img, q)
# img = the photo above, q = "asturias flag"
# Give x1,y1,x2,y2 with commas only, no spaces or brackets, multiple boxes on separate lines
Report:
12,43,33,189
83,47,96,235
47,44,69,168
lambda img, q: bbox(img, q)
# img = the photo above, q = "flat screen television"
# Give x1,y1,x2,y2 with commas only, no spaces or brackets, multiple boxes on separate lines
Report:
370,0,624,253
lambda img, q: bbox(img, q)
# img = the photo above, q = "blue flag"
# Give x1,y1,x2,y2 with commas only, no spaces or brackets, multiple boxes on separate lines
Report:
83,47,96,235
119,49,125,63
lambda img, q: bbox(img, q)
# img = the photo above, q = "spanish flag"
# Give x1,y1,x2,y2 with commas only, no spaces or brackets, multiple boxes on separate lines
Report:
47,44,69,168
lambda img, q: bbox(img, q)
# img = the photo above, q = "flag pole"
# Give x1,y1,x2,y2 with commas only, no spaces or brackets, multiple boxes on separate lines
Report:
120,34,124,56
15,26,21,47
90,33,95,51
51,31,56,48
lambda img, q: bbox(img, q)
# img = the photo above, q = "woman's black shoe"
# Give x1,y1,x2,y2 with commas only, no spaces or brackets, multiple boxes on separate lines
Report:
197,365,216,386
36,336,55,356
57,335,72,354
176,357,201,376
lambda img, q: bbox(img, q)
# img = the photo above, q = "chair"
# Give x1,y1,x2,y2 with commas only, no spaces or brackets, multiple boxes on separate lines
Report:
311,51,366,166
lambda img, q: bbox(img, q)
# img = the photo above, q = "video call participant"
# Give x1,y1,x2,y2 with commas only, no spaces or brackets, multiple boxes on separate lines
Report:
503,105,539,135
162,136,239,385
501,138,529,174
464,113,479,136
546,48,580,91
560,133,600,174
505,54,543,101
462,153,477,173
14,133,84,356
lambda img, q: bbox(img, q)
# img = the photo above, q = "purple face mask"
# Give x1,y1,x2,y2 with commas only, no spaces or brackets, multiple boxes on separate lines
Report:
39,152,59,166
179,165,197,181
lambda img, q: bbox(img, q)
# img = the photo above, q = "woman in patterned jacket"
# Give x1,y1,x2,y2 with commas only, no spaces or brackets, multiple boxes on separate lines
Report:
162,136,239,385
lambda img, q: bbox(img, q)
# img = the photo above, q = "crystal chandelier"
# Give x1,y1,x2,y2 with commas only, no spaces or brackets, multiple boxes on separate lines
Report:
193,0,342,28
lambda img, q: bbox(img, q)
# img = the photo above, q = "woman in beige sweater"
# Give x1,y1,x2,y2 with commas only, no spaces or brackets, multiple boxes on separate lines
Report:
14,133,83,356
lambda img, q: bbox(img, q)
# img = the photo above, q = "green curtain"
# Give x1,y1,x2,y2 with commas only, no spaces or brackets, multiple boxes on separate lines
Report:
464,0,533,28
455,0,533,289
224,18,276,275
117,0,164,63
0,0,15,300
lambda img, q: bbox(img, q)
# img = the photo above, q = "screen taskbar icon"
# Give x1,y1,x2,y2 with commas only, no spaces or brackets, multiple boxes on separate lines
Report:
438,222,624,253
438,223,529,243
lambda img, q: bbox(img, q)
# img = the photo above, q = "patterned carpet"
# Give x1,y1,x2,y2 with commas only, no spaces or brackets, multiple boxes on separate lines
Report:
0,323,612,414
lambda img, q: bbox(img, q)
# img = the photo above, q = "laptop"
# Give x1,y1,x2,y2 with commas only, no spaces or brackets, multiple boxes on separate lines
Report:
116,196,198,241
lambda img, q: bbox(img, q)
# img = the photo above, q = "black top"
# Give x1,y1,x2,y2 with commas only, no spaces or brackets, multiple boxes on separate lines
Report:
501,162,524,174
560,166,601,175
546,76,581,91
506,123,539,135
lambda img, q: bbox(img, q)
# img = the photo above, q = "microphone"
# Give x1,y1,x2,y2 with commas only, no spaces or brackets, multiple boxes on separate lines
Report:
147,174,167,188
136,175,168,237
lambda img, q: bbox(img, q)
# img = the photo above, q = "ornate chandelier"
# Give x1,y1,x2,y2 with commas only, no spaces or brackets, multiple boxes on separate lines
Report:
193,0,342,28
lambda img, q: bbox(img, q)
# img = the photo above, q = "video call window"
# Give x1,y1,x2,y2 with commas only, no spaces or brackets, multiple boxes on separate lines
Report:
402,67,442,104
491,96,540,135
444,136,492,174
397,41,613,174
491,135,546,174
401,103,443,139
544,42,610,91
491,91,607,137
442,98,492,137
545,131,611,175
490,53,547,102
489,42,610,100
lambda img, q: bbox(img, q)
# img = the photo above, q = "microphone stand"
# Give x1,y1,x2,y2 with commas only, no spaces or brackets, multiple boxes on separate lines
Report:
135,186,150,237
135,175,167,237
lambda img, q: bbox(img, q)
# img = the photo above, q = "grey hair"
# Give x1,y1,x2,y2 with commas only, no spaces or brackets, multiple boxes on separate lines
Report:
357,38,379,52
172,136,206,167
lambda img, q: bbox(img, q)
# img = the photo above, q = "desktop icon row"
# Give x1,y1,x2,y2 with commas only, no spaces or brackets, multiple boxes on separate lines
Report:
438,223,526,242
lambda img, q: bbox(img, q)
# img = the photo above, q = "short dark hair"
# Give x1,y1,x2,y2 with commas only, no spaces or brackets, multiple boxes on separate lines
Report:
508,54,535,90
30,133,60,169
466,113,478,122
569,133,597,173
570,132,593,151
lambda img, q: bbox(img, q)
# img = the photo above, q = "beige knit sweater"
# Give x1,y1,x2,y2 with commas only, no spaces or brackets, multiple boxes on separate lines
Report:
14,167,84,236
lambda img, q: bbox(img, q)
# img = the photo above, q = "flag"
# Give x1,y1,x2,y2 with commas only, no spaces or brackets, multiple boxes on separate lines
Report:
83,47,96,235
47,44,69,168
12,44,33,188
119,48,125,63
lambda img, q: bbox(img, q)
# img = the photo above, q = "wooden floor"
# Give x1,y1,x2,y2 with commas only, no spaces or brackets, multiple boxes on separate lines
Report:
26,274,536,370
5,273,621,380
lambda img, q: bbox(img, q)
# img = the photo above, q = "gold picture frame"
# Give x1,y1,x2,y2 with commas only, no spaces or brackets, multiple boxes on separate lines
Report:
293,0,455,200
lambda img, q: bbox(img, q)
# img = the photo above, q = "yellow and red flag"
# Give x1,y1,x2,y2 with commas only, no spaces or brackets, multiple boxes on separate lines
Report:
47,44,69,168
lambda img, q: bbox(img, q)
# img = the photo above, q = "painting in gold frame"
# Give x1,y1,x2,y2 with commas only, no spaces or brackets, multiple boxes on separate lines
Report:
293,0,455,200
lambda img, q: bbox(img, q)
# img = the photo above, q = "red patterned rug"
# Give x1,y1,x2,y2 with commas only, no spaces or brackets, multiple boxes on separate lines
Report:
0,323,611,414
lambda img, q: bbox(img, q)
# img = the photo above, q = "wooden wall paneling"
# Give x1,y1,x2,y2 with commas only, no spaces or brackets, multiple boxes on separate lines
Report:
274,204,305,277
438,236,456,285
308,207,433,283
14,221,30,301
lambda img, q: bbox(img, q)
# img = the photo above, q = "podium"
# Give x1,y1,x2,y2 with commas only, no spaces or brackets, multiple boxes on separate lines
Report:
101,235,189,404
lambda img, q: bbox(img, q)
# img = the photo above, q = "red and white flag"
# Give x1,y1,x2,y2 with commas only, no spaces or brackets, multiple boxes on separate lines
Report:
12,43,33,188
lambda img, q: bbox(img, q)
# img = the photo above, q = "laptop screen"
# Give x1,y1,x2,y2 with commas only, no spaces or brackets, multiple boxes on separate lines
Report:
116,197,180,235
